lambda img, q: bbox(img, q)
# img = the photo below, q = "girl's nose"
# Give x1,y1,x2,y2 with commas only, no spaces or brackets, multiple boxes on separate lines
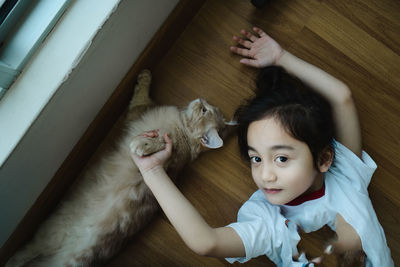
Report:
261,166,277,182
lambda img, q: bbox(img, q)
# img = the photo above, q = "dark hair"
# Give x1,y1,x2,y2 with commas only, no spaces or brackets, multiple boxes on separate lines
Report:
235,66,335,170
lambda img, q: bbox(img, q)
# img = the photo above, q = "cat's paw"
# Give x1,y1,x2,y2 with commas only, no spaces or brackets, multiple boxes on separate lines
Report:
130,130,165,157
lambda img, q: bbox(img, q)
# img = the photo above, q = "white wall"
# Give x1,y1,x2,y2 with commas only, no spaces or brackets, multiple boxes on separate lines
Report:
0,0,178,247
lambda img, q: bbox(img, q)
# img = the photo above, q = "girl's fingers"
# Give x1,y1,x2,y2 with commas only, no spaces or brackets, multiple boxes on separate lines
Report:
163,133,173,154
253,26,267,37
324,244,334,255
239,58,260,68
141,129,159,138
233,36,252,49
311,256,323,264
230,46,251,57
144,132,158,138
241,29,257,42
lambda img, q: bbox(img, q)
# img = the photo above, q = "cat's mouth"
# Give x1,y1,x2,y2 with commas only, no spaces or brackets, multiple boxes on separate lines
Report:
200,128,223,149
201,135,208,144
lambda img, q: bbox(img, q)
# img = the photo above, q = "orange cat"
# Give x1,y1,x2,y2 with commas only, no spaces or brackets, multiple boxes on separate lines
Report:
7,70,233,266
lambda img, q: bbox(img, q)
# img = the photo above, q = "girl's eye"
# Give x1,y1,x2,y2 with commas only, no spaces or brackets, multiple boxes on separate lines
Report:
276,156,288,163
250,156,261,164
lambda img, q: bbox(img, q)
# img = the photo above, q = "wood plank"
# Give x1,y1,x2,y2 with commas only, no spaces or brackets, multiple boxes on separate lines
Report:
306,3,400,90
324,0,400,54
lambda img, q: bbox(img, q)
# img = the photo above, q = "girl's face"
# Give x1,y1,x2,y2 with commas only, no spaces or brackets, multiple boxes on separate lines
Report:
247,116,324,205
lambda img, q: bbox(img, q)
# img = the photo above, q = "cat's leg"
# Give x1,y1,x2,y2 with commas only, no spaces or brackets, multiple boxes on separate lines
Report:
129,130,166,157
129,69,153,110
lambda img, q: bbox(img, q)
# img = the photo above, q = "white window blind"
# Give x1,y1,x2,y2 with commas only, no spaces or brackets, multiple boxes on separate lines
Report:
0,0,71,99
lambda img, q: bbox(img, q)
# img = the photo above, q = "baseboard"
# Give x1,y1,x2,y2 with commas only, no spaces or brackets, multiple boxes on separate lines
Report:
0,0,205,264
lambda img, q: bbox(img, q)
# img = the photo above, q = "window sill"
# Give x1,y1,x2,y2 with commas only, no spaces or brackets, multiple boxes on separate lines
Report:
0,0,121,167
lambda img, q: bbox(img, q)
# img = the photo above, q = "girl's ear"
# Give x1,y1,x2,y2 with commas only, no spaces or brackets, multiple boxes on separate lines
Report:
318,147,334,173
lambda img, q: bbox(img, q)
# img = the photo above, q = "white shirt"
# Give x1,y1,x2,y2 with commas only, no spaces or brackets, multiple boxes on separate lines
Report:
226,141,394,267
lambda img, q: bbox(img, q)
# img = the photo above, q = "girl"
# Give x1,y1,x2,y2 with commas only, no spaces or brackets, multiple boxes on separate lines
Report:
130,27,393,266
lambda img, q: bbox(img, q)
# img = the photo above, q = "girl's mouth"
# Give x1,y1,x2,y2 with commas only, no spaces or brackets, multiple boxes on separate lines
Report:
263,188,282,194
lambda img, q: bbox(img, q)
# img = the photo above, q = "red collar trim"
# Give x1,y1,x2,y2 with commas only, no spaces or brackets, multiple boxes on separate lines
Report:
284,184,325,206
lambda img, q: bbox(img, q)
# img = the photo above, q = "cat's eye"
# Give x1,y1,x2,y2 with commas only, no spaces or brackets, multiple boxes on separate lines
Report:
202,107,207,113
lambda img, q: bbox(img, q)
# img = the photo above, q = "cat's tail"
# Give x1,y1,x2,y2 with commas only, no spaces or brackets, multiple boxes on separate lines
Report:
5,242,49,267
5,225,63,267
6,243,75,267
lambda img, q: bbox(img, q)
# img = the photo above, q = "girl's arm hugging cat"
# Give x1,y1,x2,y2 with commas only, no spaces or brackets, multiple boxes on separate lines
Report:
131,133,246,258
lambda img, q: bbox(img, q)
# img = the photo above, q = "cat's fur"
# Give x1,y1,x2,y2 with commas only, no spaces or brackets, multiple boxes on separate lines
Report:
7,70,232,267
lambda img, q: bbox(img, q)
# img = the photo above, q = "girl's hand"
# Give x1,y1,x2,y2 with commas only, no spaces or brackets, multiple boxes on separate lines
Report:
130,131,173,175
230,27,285,68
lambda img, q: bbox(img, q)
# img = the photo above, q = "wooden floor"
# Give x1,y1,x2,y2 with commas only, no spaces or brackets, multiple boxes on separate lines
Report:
104,0,400,266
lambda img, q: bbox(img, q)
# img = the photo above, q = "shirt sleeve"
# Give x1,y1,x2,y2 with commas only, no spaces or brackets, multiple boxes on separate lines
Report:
225,200,274,263
330,140,377,191
225,198,298,264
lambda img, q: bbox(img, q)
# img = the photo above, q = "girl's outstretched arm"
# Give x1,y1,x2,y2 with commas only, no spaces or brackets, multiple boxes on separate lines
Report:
131,132,245,258
231,27,362,157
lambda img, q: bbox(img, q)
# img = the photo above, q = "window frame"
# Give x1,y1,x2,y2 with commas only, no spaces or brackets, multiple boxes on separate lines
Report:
0,0,71,99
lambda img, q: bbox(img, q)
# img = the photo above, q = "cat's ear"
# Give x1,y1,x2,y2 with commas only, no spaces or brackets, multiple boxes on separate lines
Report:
224,120,238,126
219,119,238,141
201,128,223,149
